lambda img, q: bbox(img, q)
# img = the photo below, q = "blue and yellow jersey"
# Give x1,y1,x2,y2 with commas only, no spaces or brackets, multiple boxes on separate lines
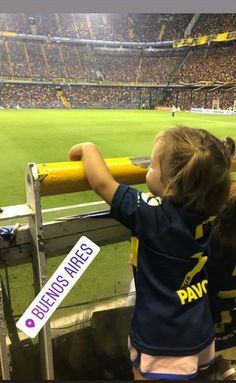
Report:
111,184,216,356
130,235,139,269
130,193,155,270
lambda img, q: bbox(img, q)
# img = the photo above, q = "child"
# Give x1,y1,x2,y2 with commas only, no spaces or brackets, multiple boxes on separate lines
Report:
69,126,231,380
207,141,236,380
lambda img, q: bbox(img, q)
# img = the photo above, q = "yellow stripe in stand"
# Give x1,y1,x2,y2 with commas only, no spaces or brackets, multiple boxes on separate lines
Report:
37,156,150,196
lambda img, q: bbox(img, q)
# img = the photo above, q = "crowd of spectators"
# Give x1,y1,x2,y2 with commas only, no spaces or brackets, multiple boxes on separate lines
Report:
0,14,235,109
138,52,184,83
0,83,62,108
0,14,32,34
0,13,235,42
0,13,193,42
0,83,137,109
163,88,236,111
175,44,236,84
204,89,236,109
0,38,235,85
2,14,234,42
43,43,68,78
7,41,32,77
161,14,193,40
191,14,236,37
63,85,133,108
0,40,14,76
60,45,85,79
0,82,234,110
95,52,140,82
27,42,49,78
0,39,188,83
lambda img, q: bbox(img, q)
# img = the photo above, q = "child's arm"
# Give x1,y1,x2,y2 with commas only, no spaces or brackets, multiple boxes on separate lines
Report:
69,142,119,205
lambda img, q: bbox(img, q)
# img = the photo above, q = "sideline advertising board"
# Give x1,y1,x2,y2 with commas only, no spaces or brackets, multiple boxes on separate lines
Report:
191,108,236,115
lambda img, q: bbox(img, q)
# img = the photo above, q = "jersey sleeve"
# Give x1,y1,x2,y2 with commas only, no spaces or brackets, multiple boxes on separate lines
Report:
110,184,165,237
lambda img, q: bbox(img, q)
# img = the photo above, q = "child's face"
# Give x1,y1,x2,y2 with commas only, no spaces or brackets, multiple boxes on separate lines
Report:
146,140,164,197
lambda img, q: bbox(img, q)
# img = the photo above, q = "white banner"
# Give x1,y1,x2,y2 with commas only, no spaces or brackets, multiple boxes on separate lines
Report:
191,108,236,115
16,236,100,338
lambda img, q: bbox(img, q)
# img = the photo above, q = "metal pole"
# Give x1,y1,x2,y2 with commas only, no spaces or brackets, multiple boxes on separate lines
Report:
25,163,54,380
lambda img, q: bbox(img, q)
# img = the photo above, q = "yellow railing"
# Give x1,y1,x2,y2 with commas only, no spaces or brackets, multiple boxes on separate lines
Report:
37,157,236,196
37,156,150,196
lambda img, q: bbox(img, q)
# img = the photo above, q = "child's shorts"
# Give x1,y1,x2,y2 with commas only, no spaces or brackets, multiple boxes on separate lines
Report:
129,339,215,380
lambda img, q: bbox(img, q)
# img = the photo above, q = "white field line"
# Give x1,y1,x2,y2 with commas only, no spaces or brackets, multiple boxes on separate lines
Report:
42,201,106,213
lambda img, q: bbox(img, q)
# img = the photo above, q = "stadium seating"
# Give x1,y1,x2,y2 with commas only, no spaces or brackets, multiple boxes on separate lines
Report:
0,14,235,109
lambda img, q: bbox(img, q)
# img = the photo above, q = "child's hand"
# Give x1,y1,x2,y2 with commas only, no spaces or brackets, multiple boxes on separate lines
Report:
67,142,119,205
69,142,93,161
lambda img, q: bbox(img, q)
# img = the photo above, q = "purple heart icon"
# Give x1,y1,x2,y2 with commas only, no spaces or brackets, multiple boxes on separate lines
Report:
25,319,35,328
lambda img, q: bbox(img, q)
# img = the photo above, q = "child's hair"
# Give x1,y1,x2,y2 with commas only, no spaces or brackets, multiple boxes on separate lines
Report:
211,183,236,252
155,126,231,216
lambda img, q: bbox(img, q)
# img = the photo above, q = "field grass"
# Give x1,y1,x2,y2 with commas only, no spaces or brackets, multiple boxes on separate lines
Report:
1,109,236,208
0,109,235,322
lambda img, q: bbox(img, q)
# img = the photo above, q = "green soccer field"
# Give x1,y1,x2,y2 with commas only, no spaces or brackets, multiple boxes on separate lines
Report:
1,108,236,207
0,109,235,323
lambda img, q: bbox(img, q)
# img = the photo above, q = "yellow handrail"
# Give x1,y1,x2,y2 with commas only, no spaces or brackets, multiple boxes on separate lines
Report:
36,157,236,196
37,156,150,196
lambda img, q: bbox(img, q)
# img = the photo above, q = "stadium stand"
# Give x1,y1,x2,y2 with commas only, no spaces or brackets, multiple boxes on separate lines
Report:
164,87,236,111
0,13,192,40
191,14,236,37
137,51,185,83
27,42,49,78
0,13,234,40
62,85,133,109
0,83,62,109
0,13,235,110
175,44,236,84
